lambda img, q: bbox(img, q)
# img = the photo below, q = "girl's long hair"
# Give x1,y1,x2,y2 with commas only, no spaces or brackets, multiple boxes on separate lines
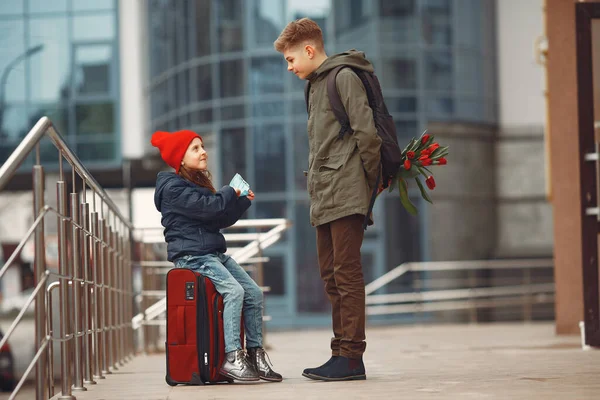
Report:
178,166,217,193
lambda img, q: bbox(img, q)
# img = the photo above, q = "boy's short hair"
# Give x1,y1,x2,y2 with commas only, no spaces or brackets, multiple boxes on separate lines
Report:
274,18,324,53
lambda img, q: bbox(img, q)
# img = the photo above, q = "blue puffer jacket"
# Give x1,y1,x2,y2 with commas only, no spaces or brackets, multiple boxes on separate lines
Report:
154,172,251,261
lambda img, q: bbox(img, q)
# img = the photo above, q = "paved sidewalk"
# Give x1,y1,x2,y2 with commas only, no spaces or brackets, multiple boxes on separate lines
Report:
37,323,600,400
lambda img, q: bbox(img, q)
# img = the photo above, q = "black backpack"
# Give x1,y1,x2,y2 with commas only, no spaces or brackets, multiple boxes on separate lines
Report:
304,65,403,229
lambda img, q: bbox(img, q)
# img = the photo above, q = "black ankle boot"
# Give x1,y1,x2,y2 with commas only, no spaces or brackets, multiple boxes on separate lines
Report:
302,355,339,378
306,356,366,381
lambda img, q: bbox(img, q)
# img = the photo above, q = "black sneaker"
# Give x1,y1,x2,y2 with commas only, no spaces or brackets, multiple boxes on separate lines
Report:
306,356,366,381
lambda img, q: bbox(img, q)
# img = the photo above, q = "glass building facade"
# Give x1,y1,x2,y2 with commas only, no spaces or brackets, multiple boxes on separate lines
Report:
147,0,496,326
0,0,120,167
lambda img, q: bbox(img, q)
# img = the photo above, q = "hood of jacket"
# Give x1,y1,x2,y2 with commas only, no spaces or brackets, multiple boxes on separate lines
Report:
307,49,374,83
154,171,178,213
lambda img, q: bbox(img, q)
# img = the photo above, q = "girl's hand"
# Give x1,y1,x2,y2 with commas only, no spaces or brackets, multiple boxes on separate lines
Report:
247,190,255,201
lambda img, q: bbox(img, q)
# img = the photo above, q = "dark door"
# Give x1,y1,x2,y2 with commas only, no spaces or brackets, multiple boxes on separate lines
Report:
576,2,600,348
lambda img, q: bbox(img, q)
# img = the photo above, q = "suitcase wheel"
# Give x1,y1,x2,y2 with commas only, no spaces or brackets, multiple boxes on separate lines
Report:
165,376,177,387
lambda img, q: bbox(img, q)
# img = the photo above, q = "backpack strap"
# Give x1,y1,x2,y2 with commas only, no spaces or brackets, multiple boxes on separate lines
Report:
304,81,311,114
327,65,355,140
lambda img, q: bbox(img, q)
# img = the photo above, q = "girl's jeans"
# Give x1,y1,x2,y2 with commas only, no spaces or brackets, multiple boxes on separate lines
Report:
174,253,263,353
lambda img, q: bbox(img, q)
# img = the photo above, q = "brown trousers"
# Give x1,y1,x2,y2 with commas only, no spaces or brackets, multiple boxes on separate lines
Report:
316,214,366,359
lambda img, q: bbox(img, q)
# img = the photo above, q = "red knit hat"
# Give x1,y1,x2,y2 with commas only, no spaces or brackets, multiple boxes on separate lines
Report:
151,130,202,173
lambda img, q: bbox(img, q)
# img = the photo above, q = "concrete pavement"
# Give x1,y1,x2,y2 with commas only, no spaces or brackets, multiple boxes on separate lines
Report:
27,322,599,400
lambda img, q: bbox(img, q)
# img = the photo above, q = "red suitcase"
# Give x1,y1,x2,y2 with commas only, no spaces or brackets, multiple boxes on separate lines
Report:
165,268,242,385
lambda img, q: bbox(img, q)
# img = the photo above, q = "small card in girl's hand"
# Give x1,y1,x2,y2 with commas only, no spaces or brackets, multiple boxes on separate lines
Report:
229,173,250,196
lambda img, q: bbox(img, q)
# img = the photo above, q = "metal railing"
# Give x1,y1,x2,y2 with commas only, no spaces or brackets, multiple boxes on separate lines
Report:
131,218,290,352
0,117,135,400
365,258,555,322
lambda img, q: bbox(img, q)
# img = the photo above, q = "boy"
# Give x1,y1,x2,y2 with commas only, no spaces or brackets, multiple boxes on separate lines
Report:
274,18,381,381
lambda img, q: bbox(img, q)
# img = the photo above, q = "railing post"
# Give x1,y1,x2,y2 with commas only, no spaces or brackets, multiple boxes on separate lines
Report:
101,218,111,374
127,228,134,359
110,226,119,370
90,211,104,381
57,179,75,399
70,192,86,392
80,200,95,386
33,164,47,400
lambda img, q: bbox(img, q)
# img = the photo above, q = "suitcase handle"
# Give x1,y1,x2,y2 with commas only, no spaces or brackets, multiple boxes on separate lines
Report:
177,306,186,344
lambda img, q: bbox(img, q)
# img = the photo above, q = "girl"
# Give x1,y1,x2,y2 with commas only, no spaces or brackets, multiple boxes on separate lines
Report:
151,129,282,382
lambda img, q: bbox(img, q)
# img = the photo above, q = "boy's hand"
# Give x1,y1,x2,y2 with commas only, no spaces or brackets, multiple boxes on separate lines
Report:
247,190,255,201
234,188,241,197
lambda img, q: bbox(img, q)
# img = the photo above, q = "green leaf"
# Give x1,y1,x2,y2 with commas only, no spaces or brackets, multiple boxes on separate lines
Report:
398,177,418,215
430,146,449,158
417,167,429,179
422,166,434,175
415,176,433,204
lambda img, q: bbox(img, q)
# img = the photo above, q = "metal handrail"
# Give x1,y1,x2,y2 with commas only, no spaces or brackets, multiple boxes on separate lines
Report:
364,258,555,320
0,117,134,400
0,116,132,228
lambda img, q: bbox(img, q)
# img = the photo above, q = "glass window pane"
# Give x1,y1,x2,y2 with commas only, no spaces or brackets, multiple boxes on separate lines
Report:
0,0,23,15
29,104,67,136
380,0,415,17
75,102,114,135
221,127,246,182
191,108,213,125
220,59,245,98
29,17,68,102
72,0,114,12
292,99,307,116
455,98,485,122
220,104,245,121
0,20,26,102
149,4,169,76
252,0,284,46
382,56,417,90
253,123,286,192
0,105,28,142
378,0,417,44
73,14,115,41
250,57,284,95
395,120,418,144
194,0,211,55
425,97,453,117
425,51,452,91
421,0,451,46
28,0,67,13
76,139,116,162
456,51,483,96
196,64,213,101
150,81,168,118
262,253,285,295
74,45,112,96
217,0,243,53
252,101,284,118
386,97,417,113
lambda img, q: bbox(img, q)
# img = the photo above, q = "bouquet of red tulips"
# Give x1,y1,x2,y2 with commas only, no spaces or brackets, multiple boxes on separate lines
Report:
379,131,448,215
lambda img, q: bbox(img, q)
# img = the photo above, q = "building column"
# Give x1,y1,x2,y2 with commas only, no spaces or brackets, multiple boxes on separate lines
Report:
119,0,149,160
546,0,584,335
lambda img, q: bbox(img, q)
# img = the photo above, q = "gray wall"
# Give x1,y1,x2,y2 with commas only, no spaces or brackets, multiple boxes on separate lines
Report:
426,121,497,261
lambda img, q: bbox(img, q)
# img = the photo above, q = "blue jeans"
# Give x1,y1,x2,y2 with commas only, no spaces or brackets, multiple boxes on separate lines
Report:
174,253,263,353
